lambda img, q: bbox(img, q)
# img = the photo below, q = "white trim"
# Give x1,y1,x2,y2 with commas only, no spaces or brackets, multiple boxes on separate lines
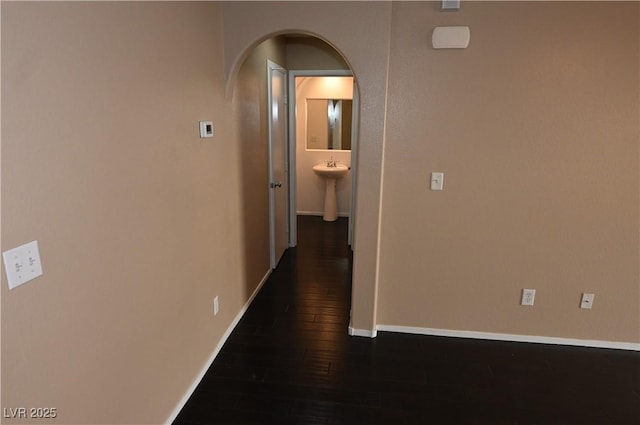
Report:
375,325,640,352
348,86,359,249
287,69,298,247
288,69,355,249
296,211,349,218
267,60,277,268
348,326,377,338
165,269,272,424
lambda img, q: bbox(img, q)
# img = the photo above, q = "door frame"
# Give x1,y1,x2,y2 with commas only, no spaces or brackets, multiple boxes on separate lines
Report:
287,69,358,247
267,59,289,269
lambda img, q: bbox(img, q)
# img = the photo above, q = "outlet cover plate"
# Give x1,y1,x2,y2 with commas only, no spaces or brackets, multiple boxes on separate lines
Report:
200,121,214,138
521,288,536,306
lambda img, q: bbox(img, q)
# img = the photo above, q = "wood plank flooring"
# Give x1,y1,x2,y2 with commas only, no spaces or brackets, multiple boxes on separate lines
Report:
174,215,640,425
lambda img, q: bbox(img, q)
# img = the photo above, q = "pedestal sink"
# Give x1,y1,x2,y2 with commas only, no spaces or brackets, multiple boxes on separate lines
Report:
312,163,349,222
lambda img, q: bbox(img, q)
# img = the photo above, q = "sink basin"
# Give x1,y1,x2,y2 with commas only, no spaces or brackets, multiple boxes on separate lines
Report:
312,163,349,179
312,163,349,221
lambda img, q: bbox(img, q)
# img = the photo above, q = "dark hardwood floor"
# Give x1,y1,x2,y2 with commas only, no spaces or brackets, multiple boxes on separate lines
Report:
174,215,640,425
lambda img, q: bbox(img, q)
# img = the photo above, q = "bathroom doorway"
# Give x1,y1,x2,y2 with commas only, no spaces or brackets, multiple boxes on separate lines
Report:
287,70,358,248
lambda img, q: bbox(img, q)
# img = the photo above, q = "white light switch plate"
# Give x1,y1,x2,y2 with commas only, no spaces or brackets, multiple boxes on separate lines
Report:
430,172,444,190
580,293,595,309
3,240,43,290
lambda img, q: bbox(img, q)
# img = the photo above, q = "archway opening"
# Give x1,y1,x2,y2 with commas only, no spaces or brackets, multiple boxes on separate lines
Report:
230,32,360,327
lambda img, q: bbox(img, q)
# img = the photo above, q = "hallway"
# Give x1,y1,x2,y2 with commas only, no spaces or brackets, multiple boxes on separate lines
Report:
174,216,640,425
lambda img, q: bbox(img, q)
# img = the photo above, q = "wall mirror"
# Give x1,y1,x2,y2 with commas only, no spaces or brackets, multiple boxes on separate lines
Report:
306,99,353,151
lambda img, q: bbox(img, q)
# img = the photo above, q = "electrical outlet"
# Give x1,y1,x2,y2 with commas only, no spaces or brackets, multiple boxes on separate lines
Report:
521,289,536,306
213,296,219,316
200,121,214,138
580,293,595,309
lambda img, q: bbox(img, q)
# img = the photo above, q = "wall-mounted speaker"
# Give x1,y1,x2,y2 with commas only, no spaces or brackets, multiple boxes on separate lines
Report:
432,26,470,49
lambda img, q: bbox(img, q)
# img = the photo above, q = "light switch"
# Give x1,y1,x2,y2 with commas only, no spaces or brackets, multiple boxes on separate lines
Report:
199,121,214,138
580,293,595,309
3,240,43,290
430,172,444,191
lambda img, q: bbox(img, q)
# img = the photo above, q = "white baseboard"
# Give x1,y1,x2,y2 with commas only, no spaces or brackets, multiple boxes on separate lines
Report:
297,211,349,217
348,326,377,338
165,269,272,424
374,324,640,351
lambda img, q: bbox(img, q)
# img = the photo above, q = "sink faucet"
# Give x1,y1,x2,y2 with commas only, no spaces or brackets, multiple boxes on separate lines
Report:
325,156,338,168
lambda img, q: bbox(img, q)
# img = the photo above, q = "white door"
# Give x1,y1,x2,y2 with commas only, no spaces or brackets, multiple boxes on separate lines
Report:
268,60,289,269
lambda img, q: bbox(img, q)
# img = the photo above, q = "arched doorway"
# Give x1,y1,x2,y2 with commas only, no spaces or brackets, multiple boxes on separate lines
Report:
223,3,390,336
231,32,362,327
267,43,358,269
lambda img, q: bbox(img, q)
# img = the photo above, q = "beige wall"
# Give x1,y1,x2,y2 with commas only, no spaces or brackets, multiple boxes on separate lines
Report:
1,2,282,424
234,37,287,297
223,1,639,343
295,77,353,216
286,37,350,70
1,1,639,424
377,1,640,343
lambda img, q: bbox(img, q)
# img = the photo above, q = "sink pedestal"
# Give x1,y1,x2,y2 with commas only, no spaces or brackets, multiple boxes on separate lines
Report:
312,164,349,222
322,178,339,222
